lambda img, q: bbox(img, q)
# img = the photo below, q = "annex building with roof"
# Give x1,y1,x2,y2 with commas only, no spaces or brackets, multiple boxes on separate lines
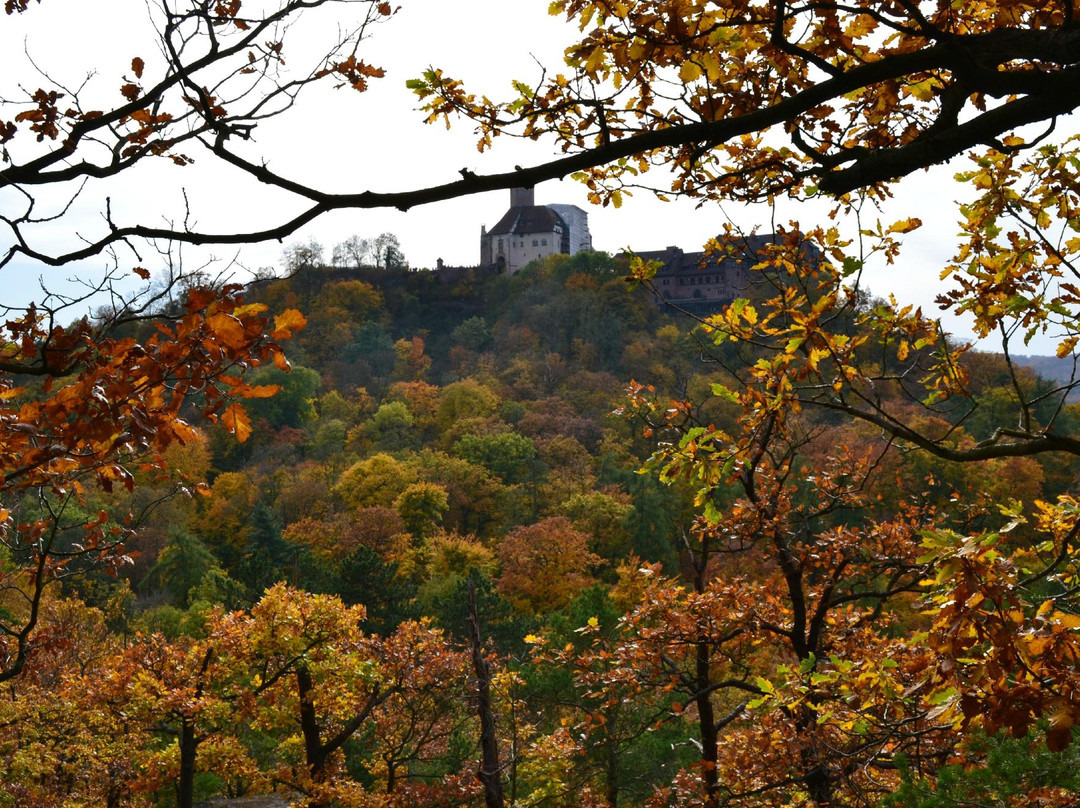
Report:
638,234,818,316
480,188,593,273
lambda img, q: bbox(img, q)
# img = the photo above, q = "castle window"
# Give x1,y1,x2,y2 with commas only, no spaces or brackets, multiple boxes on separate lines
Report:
542,239,547,246
532,239,539,247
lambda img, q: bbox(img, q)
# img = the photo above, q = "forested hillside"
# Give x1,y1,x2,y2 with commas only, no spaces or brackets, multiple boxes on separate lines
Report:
4,246,1080,807
10,1,1080,807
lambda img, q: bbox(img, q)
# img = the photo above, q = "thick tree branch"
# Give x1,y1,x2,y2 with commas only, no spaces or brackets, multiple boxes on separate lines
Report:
8,23,1080,267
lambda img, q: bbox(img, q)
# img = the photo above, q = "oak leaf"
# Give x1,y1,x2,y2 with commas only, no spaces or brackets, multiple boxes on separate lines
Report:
220,402,253,442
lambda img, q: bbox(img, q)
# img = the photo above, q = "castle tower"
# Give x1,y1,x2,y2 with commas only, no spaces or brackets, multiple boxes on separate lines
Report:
510,187,535,207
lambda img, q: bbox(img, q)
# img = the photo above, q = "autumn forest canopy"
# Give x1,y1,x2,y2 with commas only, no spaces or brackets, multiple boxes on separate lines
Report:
8,1,1080,807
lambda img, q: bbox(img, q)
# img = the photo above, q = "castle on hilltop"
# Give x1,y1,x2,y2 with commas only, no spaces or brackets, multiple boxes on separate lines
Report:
477,190,818,318
480,188,592,273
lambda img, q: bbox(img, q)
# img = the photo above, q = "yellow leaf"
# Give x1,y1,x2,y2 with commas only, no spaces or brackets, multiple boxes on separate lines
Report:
701,52,722,83
584,45,606,77
1057,612,1080,630
234,302,268,317
908,77,938,101
679,61,702,83
887,218,922,234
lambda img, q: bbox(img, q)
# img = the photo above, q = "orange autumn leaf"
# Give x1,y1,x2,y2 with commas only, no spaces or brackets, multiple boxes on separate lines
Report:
272,308,307,340
220,402,252,442
240,383,280,399
205,312,247,348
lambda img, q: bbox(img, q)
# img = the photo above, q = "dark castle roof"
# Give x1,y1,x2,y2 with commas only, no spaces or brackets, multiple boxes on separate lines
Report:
487,205,566,236
638,234,798,276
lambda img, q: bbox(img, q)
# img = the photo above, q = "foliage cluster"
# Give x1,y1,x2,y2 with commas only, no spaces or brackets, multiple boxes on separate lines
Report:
3,247,1080,806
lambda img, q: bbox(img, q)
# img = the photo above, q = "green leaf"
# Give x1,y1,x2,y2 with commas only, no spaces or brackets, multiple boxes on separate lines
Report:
678,426,706,449
926,686,957,706
710,383,739,403
702,499,722,524
720,453,736,480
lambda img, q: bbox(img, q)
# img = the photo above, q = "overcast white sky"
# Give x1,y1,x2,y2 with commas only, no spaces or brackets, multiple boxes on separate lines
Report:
0,0,1060,353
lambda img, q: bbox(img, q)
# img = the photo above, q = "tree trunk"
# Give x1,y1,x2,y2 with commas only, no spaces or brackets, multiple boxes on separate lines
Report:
296,664,327,779
605,709,620,808
177,646,214,808
695,638,720,808
176,718,198,808
469,577,505,808
385,754,397,794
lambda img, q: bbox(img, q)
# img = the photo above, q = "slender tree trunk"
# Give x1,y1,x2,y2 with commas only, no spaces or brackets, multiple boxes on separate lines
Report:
176,718,198,808
796,700,833,806
605,708,620,808
695,638,720,808
177,646,213,808
385,755,397,794
803,757,833,807
689,530,720,808
296,663,335,808
468,578,505,808
296,664,327,778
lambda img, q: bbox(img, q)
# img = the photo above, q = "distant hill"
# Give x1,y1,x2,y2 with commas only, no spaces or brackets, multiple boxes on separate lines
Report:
1013,354,1080,392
